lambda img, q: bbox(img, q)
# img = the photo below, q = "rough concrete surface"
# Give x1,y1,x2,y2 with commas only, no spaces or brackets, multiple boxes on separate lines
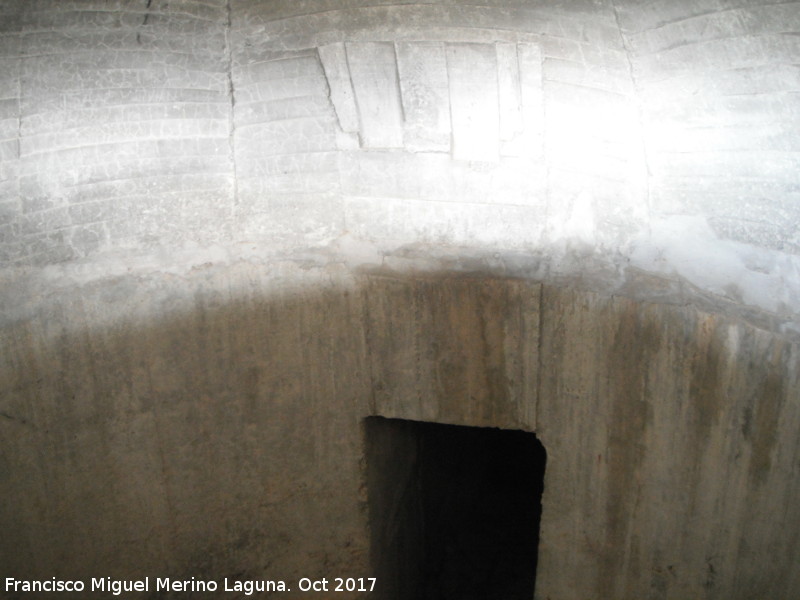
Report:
2,258,800,599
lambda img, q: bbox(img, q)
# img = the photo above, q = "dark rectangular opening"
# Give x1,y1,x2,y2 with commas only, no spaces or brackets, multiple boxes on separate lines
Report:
364,417,546,600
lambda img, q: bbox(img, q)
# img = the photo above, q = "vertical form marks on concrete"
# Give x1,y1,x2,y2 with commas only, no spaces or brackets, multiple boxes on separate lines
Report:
602,298,661,597
363,275,540,429
346,41,404,149
534,288,800,600
445,43,500,162
746,343,785,488
610,0,652,219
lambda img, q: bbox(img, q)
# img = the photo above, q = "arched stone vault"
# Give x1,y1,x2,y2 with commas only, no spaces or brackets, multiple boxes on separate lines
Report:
1,2,799,599
1,0,798,316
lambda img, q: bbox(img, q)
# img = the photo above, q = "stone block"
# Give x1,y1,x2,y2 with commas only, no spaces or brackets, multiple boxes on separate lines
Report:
0,199,17,226
68,200,116,226
511,42,545,160
68,222,107,256
634,34,800,82
235,72,328,105
343,195,412,243
0,222,14,243
235,117,337,159
20,118,229,159
237,192,345,244
21,229,75,265
344,194,548,249
0,62,19,102
19,207,71,236
235,95,332,129
0,138,18,163
235,53,321,89
445,43,500,162
402,197,546,248
395,41,451,152
23,102,229,137
346,42,404,149
497,42,523,142
317,42,360,133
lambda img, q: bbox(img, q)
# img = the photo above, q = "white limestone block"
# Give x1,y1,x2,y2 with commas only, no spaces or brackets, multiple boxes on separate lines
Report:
395,42,451,152
496,42,523,143
346,42,404,149
516,43,544,160
446,43,500,162
317,42,360,133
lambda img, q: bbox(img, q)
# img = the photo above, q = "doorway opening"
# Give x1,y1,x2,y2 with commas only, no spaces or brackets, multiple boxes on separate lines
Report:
363,417,546,600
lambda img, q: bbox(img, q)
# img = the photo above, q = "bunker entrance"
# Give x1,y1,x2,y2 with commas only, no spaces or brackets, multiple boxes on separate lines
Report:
364,417,546,600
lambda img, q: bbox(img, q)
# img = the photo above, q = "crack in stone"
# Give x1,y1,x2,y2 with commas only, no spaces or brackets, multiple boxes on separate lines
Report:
138,0,153,44
143,0,153,25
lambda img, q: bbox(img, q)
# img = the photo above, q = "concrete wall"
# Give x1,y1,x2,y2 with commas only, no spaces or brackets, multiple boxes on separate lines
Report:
2,262,799,599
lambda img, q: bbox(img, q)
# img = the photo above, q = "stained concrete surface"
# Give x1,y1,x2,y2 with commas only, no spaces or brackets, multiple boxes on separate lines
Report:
2,259,799,599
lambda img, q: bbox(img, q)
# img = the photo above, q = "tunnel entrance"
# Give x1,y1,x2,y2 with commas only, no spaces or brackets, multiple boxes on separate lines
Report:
364,417,546,600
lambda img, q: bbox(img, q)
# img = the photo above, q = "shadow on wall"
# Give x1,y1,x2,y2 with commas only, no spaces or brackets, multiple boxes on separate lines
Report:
0,267,541,600
1,278,372,599
1,265,799,599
